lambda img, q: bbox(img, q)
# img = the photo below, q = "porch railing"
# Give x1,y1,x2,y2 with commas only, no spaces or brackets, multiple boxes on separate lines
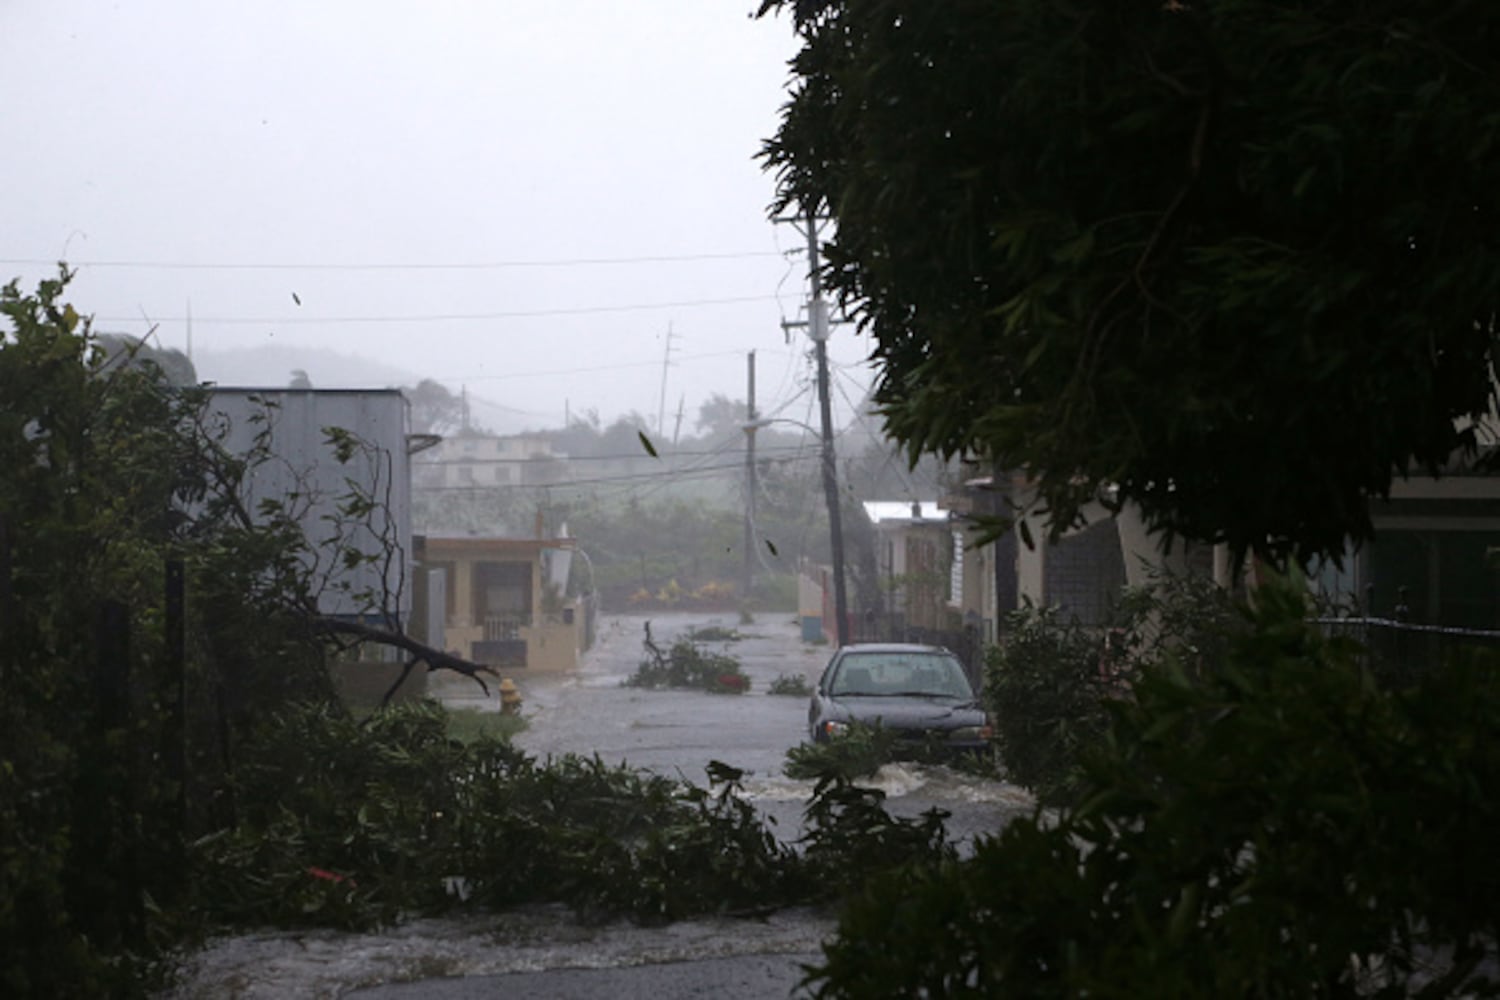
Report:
483,615,526,640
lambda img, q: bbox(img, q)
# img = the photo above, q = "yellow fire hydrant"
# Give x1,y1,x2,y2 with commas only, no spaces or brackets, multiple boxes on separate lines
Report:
498,678,522,716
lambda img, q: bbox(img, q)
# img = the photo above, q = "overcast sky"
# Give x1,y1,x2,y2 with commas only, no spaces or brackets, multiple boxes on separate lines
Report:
3,1,876,435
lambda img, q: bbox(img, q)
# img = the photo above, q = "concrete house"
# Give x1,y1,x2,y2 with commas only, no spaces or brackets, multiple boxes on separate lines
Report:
415,527,592,672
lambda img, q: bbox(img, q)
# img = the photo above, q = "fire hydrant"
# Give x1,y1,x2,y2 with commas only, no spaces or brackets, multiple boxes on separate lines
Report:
498,678,522,716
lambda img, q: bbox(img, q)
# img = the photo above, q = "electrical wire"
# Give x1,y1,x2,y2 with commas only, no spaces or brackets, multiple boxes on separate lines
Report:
415,442,817,465
417,452,821,492
0,250,785,271
93,294,781,326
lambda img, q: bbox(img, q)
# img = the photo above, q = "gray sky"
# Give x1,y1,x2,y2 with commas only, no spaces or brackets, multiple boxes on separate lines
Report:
3,1,876,433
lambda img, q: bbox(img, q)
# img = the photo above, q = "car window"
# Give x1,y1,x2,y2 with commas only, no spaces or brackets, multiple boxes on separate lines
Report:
831,652,972,698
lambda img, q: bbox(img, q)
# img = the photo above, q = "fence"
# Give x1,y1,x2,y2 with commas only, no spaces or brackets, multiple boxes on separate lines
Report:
1312,616,1500,687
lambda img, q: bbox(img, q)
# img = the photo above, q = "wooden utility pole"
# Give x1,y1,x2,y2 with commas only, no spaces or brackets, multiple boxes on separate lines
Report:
743,351,757,601
804,206,849,646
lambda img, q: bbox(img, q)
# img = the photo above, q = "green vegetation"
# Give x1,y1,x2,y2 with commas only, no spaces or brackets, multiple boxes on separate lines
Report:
445,707,528,744
784,722,895,781
191,704,789,928
983,572,1240,804
686,624,743,643
806,582,1500,997
759,5,1500,991
785,720,1000,782
10,264,1499,998
190,699,958,933
767,672,812,697
760,0,1500,567
625,630,752,694
0,272,490,996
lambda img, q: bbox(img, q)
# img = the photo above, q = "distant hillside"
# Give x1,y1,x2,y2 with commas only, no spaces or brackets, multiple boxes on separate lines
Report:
191,344,537,435
193,344,417,391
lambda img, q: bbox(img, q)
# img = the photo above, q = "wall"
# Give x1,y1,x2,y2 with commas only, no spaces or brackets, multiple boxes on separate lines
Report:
207,387,413,622
418,535,586,672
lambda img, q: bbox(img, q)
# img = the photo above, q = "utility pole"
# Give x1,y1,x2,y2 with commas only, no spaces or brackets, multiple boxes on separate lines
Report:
656,323,677,437
743,351,757,601
803,206,850,646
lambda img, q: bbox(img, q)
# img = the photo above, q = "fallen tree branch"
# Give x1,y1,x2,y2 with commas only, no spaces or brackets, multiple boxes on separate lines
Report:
308,616,497,698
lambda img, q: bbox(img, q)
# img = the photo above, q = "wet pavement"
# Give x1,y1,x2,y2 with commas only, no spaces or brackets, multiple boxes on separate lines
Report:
163,611,1033,998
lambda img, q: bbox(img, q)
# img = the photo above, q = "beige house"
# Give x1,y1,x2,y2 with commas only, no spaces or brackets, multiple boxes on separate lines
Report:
945,470,1191,638
416,533,590,672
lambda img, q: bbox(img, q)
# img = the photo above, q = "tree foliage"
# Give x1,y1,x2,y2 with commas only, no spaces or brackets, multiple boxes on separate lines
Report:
808,582,1500,997
759,0,1500,566
984,571,1241,804
0,271,484,994
403,378,469,436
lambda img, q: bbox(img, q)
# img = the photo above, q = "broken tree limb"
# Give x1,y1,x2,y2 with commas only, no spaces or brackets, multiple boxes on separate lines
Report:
308,616,497,697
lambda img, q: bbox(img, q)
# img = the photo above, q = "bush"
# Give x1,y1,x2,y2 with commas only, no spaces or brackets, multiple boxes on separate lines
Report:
187,701,991,935
767,673,812,697
687,625,742,642
807,580,1500,998
784,721,896,781
190,703,806,928
625,635,751,694
983,572,1239,804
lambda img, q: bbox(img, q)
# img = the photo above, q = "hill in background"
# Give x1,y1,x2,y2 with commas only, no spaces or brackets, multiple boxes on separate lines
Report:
190,344,537,435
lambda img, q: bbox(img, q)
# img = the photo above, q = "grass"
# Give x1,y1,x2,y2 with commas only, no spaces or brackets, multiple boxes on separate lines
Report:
445,707,527,743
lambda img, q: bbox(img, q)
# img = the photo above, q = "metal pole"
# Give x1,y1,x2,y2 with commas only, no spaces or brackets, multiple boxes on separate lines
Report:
805,206,849,646
743,351,757,601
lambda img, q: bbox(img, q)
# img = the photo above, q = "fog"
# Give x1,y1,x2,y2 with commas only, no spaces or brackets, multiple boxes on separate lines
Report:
3,1,876,434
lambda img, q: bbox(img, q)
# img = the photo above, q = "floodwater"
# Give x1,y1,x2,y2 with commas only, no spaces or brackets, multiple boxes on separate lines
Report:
162,613,1033,998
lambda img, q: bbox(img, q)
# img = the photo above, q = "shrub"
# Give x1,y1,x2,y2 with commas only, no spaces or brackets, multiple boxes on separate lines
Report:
687,625,742,642
767,673,812,697
807,579,1500,997
784,721,896,781
187,702,993,934
625,635,751,694
797,773,956,901
983,571,1240,804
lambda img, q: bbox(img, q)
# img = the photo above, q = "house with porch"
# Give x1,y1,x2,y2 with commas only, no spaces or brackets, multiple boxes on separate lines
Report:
415,528,592,672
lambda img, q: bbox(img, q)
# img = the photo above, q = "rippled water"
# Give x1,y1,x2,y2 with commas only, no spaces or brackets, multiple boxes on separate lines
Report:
162,905,835,999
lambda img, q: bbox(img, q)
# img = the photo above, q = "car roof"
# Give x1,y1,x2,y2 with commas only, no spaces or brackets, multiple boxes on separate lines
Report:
834,643,954,655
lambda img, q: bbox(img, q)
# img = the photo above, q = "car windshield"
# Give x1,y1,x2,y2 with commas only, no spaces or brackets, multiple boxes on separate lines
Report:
830,651,973,699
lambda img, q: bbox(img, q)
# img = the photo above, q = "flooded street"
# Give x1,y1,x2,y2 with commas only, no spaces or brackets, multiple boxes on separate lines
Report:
164,612,1032,998
494,612,1035,847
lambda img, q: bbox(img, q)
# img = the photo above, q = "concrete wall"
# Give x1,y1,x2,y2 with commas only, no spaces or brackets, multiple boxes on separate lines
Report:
419,536,585,672
208,388,413,621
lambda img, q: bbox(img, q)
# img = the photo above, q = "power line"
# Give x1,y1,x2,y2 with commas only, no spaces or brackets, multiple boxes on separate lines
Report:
0,250,785,271
416,454,821,492
415,442,818,465
94,294,781,326
429,350,752,385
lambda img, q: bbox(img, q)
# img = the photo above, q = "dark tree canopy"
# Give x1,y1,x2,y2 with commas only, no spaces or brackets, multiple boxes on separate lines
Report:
759,0,1500,566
